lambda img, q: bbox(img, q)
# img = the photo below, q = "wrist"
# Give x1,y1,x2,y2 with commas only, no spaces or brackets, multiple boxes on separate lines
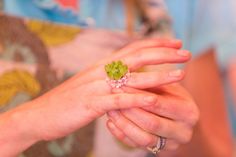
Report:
0,103,40,156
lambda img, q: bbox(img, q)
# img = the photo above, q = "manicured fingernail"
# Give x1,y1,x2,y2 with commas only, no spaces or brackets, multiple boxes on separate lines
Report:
177,50,190,57
108,111,120,121
143,96,157,105
169,69,183,77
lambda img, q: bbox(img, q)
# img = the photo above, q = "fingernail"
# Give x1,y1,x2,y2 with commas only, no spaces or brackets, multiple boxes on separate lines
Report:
169,69,183,77
108,111,120,121
143,96,157,105
177,50,190,57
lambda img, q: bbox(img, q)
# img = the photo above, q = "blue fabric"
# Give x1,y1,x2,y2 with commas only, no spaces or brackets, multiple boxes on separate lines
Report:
4,0,127,29
5,0,236,65
4,0,88,26
165,0,236,135
165,0,236,69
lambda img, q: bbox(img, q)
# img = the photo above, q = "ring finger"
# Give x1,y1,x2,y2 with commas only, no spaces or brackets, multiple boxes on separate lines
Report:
120,108,192,144
107,112,179,150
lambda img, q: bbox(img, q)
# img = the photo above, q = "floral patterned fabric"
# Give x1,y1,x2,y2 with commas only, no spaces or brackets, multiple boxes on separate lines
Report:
0,14,168,157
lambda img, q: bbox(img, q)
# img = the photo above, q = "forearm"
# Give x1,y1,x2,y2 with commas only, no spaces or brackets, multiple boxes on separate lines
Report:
0,102,39,157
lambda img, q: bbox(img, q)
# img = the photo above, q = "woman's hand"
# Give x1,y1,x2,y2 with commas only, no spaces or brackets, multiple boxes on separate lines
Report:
0,38,191,157
30,38,190,141
106,84,199,153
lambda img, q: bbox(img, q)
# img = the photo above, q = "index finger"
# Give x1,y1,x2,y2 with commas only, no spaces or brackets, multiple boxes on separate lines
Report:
117,38,183,57
121,48,191,71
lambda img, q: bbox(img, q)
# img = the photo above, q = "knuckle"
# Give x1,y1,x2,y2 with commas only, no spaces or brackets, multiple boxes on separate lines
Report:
149,100,163,113
181,130,193,144
147,118,162,133
168,143,180,151
143,136,156,147
187,102,200,126
116,131,126,140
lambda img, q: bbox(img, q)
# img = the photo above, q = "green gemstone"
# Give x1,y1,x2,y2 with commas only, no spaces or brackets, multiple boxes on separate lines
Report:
105,61,128,80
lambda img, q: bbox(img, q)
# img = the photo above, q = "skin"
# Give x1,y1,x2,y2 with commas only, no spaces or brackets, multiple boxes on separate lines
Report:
107,83,199,152
108,49,232,157
0,39,198,157
102,40,199,153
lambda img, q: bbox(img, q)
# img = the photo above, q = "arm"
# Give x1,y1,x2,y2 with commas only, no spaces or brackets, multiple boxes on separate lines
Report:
0,103,38,157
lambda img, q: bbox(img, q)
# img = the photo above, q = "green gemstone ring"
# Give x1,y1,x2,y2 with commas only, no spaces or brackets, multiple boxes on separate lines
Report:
105,61,130,88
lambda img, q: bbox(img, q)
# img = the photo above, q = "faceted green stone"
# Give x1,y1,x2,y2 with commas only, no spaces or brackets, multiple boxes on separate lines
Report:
105,61,128,80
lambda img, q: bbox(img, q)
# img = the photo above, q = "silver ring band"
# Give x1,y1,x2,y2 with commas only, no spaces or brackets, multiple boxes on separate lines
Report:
147,136,166,154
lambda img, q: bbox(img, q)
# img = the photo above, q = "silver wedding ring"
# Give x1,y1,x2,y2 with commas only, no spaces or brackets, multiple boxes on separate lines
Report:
147,136,166,154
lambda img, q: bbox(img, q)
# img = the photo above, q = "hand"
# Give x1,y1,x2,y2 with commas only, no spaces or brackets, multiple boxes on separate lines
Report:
9,39,190,142
0,38,191,157
107,84,199,152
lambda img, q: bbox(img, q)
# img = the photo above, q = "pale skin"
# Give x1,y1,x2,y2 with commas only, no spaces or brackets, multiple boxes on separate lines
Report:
0,39,199,157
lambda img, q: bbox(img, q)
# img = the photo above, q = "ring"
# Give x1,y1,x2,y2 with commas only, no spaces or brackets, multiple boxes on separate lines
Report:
105,61,130,88
147,136,166,154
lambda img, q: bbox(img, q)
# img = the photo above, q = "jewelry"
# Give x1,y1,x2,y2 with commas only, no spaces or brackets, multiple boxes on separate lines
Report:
105,61,130,88
147,136,166,154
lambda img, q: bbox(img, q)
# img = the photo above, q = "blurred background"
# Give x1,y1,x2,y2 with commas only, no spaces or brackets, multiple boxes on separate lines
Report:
0,0,3,10
0,0,235,157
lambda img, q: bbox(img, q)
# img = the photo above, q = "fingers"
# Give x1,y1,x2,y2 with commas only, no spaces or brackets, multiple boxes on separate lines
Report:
76,39,187,85
91,93,157,113
126,70,185,89
93,48,190,83
143,94,199,127
107,110,157,147
107,119,137,147
114,39,183,59
126,38,183,51
122,48,191,71
121,87,199,126
120,108,193,144
151,138,180,151
107,111,182,151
